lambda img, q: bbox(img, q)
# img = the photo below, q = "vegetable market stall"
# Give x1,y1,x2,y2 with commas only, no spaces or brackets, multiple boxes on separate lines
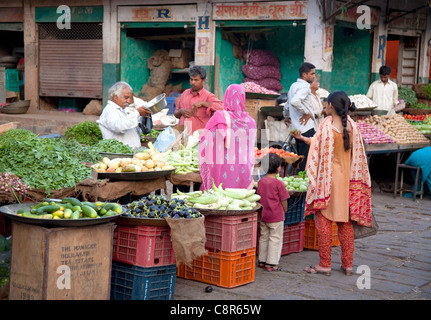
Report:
0,198,123,300
357,114,431,198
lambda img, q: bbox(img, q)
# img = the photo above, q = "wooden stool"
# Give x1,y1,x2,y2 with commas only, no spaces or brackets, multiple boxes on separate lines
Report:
396,163,424,200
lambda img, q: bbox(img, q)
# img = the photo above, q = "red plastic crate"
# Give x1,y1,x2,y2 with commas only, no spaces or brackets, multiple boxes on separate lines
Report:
113,225,175,267
177,248,256,288
281,222,305,255
204,212,258,252
304,219,340,250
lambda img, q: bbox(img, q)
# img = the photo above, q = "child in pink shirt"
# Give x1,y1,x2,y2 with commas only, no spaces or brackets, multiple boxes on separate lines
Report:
257,153,290,271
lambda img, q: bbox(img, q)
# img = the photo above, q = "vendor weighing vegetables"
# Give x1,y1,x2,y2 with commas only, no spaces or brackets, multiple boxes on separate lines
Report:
98,81,152,149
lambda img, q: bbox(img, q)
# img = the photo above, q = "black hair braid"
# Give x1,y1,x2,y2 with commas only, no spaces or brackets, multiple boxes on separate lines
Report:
327,90,352,151
341,111,350,151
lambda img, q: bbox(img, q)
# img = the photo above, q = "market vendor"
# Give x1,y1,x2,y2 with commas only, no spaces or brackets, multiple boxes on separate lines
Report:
97,81,152,149
366,65,399,114
174,66,223,134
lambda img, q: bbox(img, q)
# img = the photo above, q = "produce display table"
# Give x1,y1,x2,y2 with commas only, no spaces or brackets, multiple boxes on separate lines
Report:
167,172,202,187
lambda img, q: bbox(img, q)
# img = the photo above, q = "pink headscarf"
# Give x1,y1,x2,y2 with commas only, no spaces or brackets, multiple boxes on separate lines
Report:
199,84,257,190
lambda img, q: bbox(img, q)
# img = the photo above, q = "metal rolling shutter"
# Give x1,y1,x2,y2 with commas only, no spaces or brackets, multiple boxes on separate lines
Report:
39,23,102,98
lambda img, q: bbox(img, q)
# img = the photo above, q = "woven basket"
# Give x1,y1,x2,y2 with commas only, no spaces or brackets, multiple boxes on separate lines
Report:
403,107,431,115
1,100,30,114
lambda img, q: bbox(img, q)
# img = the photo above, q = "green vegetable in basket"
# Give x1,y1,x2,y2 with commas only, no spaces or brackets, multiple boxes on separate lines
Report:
398,87,418,107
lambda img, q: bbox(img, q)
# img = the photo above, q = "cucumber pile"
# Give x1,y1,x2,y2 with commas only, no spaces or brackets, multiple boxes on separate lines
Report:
17,197,123,220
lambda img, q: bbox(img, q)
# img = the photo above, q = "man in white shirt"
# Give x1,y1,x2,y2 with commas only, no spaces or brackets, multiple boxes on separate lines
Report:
366,65,398,114
283,62,317,171
97,81,152,149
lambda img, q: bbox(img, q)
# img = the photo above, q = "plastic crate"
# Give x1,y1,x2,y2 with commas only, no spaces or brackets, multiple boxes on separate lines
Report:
58,97,78,112
284,195,306,225
112,225,175,267
165,97,176,115
304,219,340,250
5,69,20,92
110,262,176,300
281,222,305,255
204,212,258,252
177,248,256,288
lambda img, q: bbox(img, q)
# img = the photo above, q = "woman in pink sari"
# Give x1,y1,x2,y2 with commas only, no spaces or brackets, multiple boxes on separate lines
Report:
199,84,257,190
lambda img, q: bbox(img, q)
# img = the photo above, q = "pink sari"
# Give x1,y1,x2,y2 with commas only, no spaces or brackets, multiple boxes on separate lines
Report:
304,116,373,227
199,84,257,190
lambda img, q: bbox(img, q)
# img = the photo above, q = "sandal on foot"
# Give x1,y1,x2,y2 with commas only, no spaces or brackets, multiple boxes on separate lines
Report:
341,267,353,276
304,265,331,276
265,264,282,272
257,261,266,268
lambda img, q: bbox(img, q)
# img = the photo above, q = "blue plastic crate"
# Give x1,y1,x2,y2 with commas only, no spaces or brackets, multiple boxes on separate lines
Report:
110,262,176,300
284,195,306,225
165,97,176,115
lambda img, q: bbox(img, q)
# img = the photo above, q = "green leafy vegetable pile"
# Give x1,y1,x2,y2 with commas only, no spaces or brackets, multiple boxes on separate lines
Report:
411,102,431,110
398,87,418,106
0,138,93,195
64,121,102,146
0,128,38,147
421,83,431,99
89,138,134,154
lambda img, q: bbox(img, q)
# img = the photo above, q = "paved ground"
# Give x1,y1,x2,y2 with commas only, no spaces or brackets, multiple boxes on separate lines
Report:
174,191,431,300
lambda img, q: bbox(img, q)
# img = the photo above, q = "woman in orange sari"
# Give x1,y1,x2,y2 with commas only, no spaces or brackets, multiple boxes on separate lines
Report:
294,90,372,276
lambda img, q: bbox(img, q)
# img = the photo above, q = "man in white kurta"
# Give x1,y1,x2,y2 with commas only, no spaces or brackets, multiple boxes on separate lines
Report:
366,65,398,113
97,81,151,149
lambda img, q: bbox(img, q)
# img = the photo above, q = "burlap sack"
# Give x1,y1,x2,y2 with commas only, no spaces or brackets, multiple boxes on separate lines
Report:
165,216,207,267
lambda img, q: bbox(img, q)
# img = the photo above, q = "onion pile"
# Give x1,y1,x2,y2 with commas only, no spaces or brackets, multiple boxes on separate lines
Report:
348,94,377,109
0,172,30,195
356,121,394,144
316,88,330,98
241,82,279,95
362,114,429,144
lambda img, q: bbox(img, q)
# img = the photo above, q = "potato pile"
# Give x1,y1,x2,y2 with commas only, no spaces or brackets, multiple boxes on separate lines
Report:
92,150,175,173
362,114,429,144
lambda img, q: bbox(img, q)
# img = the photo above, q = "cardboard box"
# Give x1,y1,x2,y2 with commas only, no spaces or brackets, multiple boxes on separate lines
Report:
9,222,114,300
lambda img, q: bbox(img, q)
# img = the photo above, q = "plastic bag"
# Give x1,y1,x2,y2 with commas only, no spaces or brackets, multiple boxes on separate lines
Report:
153,126,176,152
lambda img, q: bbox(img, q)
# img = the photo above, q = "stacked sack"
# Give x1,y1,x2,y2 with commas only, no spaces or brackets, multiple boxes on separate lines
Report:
242,49,283,92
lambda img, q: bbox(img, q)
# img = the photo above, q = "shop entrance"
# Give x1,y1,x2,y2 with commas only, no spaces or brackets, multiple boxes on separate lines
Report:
120,23,195,101
214,21,305,97
386,34,420,88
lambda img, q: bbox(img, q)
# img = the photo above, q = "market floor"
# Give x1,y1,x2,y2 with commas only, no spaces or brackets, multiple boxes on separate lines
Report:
173,191,431,300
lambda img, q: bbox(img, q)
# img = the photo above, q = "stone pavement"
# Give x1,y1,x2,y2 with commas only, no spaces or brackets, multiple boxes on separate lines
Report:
174,191,431,300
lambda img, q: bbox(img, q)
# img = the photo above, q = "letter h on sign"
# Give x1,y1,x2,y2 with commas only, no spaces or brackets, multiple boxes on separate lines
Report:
198,16,210,30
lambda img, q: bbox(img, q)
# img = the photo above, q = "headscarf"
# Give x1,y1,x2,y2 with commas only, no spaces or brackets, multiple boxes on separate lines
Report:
304,115,373,227
199,84,257,190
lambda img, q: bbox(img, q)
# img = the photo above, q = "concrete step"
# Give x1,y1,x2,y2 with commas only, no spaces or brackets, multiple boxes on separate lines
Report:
0,110,99,136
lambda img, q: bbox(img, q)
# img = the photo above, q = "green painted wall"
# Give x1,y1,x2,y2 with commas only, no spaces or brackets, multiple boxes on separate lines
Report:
35,6,103,22
216,22,305,97
102,63,120,107
330,24,371,95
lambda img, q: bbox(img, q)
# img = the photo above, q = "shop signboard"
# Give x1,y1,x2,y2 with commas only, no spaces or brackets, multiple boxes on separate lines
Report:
118,5,197,22
212,1,307,20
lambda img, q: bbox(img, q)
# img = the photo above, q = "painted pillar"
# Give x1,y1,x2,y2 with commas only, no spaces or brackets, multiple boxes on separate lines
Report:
195,2,215,94
370,2,387,83
102,0,120,107
304,0,332,89
418,15,431,84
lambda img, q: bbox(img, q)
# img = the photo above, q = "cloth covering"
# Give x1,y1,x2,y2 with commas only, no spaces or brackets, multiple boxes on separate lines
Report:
304,116,372,227
199,84,256,190
404,146,431,193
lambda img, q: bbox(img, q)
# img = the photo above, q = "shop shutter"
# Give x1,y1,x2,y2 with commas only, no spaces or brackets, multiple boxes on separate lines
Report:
38,23,102,98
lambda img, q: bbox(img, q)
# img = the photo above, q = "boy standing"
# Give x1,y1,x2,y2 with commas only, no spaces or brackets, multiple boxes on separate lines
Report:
257,153,290,271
